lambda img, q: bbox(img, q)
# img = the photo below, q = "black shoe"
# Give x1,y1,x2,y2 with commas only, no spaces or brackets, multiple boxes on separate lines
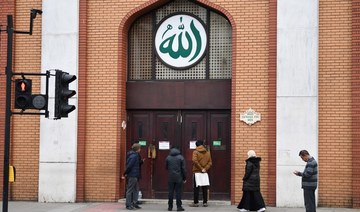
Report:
168,207,173,211
126,206,134,210
136,201,143,205
177,207,185,211
133,204,141,209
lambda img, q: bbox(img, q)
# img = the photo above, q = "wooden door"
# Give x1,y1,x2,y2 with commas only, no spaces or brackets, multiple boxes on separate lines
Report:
126,110,230,200
207,111,231,200
126,111,153,198
152,111,180,198
181,111,207,198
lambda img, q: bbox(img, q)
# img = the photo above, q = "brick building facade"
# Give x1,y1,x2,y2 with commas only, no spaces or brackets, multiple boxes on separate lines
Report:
0,0,359,208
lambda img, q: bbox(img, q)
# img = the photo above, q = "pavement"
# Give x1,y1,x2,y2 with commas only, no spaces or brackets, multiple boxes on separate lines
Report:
3,199,360,212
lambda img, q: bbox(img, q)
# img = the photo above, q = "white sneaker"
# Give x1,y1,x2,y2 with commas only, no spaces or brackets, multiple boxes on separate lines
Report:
238,209,248,212
257,208,266,212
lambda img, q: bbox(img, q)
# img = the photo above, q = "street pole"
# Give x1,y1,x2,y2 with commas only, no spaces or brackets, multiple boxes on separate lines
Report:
2,15,14,212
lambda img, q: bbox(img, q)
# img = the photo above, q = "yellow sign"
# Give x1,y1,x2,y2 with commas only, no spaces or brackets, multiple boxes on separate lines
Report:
9,165,16,183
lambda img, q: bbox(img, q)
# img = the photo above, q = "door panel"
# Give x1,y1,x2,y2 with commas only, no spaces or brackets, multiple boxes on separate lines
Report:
127,111,152,198
208,112,231,199
153,111,179,198
181,111,206,195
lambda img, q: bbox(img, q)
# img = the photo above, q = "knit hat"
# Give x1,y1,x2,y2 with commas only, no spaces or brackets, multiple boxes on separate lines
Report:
247,150,256,158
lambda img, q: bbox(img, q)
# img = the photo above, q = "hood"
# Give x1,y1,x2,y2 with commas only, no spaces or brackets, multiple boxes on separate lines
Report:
195,145,207,153
127,150,137,157
170,148,181,156
246,157,261,167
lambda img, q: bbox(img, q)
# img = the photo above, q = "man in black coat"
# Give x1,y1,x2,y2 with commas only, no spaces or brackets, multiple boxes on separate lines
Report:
166,147,186,211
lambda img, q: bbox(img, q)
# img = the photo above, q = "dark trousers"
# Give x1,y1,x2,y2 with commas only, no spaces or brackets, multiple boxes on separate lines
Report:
126,177,138,207
303,189,316,212
168,181,183,209
193,176,208,204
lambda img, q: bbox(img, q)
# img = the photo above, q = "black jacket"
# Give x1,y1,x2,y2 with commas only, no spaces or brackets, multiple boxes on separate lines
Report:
166,148,186,183
242,157,262,191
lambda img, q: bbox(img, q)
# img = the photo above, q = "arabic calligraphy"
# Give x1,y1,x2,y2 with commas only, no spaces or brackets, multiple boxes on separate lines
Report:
155,14,207,69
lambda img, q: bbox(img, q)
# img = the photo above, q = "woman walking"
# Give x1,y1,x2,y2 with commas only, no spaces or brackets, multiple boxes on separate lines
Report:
237,150,266,212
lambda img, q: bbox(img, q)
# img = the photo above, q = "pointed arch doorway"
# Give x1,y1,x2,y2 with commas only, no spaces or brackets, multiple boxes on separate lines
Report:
125,0,232,200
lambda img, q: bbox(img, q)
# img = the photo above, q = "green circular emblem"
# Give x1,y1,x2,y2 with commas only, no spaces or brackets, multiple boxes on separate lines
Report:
155,13,207,70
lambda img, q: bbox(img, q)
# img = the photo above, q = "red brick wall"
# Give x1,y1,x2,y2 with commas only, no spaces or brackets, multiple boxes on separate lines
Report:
352,0,360,208
319,0,354,207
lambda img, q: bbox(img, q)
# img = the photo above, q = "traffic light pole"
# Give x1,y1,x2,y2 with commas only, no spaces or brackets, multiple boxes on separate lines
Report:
2,10,42,212
3,15,14,212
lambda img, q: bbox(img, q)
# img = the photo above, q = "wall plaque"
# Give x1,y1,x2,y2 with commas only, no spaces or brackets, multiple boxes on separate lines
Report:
240,108,261,125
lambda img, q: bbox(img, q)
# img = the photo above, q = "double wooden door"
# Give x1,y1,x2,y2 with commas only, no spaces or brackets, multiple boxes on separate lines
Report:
126,110,230,200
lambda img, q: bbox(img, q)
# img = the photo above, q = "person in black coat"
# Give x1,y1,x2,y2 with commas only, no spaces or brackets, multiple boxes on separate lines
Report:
166,147,186,211
237,150,266,212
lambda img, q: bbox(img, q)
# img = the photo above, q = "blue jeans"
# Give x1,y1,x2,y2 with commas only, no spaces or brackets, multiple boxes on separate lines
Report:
126,177,138,207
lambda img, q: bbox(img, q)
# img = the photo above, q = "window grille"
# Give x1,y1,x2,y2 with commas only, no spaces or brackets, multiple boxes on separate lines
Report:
128,0,232,80
209,11,232,79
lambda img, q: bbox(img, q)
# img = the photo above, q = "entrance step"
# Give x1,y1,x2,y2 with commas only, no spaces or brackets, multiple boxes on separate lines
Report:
118,198,231,205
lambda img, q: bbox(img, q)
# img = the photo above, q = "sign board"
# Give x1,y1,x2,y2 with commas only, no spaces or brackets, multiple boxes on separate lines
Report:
138,140,147,146
240,108,261,125
189,141,197,149
159,141,170,150
213,140,221,146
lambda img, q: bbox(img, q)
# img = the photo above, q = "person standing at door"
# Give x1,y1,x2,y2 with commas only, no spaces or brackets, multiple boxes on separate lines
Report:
166,147,187,211
121,143,142,210
293,150,318,212
190,140,212,207
237,150,266,212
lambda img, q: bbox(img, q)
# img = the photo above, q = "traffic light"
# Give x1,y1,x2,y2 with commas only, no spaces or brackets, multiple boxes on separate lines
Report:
14,79,32,110
54,70,77,119
14,78,48,111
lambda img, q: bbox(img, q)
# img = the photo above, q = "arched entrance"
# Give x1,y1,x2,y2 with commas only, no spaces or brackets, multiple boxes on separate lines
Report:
125,0,232,200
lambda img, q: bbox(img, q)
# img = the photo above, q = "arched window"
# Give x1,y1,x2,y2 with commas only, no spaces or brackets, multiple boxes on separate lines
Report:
128,0,232,80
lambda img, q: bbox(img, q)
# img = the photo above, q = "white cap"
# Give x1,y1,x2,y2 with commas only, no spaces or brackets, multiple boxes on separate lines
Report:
247,150,256,158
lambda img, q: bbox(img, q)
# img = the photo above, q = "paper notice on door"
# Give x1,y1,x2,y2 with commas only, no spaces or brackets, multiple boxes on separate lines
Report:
159,141,170,150
189,141,197,149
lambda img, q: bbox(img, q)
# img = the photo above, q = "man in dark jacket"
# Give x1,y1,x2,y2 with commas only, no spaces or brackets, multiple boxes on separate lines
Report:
294,150,318,212
122,143,141,210
166,147,186,211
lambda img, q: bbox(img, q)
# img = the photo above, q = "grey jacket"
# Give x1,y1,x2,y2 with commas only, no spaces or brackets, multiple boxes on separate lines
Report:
299,156,318,190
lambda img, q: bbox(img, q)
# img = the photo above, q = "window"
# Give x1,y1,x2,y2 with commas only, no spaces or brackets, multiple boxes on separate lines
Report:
128,0,232,80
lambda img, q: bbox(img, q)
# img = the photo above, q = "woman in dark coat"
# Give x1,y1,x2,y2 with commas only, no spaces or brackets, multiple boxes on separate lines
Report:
237,150,266,212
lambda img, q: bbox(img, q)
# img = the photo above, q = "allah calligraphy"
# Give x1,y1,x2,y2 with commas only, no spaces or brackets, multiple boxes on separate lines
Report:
155,13,207,69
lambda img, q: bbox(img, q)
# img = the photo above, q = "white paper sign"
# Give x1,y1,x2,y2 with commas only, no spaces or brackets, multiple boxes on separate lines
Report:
159,141,170,150
189,141,197,149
